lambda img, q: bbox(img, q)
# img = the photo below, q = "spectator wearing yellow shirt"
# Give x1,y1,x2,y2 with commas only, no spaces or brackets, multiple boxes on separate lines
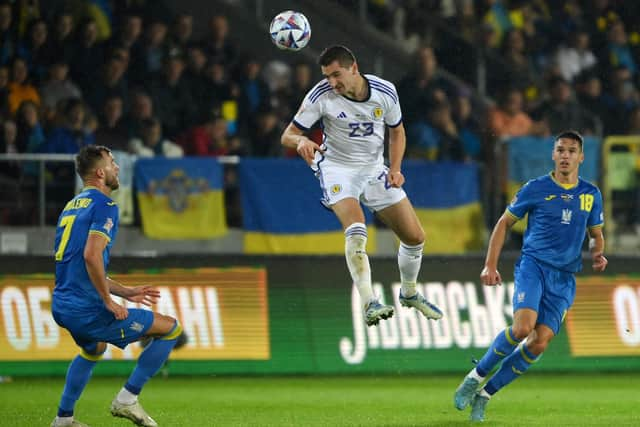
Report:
7,56,40,115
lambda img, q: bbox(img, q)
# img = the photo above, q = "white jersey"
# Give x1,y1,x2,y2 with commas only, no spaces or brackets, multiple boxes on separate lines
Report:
293,74,402,168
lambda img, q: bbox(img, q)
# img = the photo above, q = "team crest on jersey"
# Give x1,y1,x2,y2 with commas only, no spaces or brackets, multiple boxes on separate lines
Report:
103,218,113,232
129,321,144,332
371,107,384,120
330,184,342,195
561,209,572,224
517,292,525,303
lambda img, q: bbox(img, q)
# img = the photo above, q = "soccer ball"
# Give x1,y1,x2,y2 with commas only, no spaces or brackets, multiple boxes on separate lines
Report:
269,10,311,51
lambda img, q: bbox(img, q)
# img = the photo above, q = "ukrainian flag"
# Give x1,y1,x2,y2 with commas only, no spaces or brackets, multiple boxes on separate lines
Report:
403,161,485,254
239,158,375,254
506,136,601,233
135,158,227,239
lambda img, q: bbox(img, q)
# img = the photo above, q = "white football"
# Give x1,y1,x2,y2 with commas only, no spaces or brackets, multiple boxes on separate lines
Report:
269,10,311,51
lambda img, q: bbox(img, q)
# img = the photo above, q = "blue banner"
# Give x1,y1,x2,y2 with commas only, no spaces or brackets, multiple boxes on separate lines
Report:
239,158,374,254
507,136,601,184
403,161,485,253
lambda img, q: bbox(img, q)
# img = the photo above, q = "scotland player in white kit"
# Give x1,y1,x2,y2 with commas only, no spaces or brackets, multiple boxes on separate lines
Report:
281,45,443,326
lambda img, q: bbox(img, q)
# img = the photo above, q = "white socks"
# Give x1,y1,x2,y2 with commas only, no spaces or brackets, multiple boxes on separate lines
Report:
468,367,485,382
345,223,374,304
116,387,138,405
398,242,424,297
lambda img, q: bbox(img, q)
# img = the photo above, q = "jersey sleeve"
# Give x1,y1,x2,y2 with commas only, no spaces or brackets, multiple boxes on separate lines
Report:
292,86,325,130
506,180,535,220
384,82,402,127
587,188,604,229
89,201,119,242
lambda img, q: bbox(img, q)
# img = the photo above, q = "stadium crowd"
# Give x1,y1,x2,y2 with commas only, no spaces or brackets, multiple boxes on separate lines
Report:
0,0,639,228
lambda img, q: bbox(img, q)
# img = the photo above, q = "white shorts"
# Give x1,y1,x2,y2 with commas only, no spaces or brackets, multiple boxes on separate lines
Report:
315,162,406,212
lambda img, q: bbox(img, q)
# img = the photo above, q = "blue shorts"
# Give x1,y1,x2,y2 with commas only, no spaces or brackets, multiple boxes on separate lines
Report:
52,306,154,352
513,254,576,334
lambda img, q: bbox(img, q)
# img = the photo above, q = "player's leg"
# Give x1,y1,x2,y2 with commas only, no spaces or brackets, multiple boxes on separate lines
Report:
111,311,180,427
376,197,442,320
52,341,106,427
332,197,393,325
455,255,543,412
468,324,554,421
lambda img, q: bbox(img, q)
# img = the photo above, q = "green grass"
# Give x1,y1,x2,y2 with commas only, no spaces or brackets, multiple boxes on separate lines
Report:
2,374,639,426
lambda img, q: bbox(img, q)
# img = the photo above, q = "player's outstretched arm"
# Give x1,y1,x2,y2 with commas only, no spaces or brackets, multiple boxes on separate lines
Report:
481,212,517,286
107,277,161,307
281,122,323,164
84,233,128,319
387,124,406,187
588,227,608,272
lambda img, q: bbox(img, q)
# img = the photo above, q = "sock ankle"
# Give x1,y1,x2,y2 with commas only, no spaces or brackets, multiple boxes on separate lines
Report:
116,386,138,404
468,368,485,381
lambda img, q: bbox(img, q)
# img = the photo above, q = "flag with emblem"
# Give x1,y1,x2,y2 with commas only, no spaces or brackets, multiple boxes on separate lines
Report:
403,160,485,254
134,158,227,239
238,158,375,254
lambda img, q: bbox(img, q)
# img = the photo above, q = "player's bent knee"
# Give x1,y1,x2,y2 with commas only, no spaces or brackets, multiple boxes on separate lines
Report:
511,324,534,341
146,312,179,337
81,341,107,361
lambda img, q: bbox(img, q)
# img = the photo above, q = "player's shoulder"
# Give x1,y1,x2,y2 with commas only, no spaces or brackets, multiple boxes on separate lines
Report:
577,177,601,193
365,74,399,103
305,79,333,103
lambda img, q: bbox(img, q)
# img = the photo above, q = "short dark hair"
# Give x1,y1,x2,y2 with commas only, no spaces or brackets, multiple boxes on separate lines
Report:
76,145,111,179
555,130,584,149
318,45,356,68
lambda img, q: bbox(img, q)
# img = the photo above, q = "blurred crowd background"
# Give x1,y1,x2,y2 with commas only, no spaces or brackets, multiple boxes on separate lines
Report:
0,0,639,239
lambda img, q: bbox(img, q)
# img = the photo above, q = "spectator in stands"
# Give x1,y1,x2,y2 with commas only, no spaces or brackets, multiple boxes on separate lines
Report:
235,57,270,135
129,117,183,157
601,66,639,133
0,3,17,66
129,19,170,85
482,0,513,48
605,20,637,75
70,18,105,93
7,56,40,116
183,42,211,122
626,106,640,134
0,64,10,118
532,76,597,134
202,59,237,111
108,13,143,54
452,92,483,161
407,99,466,162
170,13,194,52
202,14,238,68
148,51,196,139
489,87,545,138
94,94,128,151
40,60,82,121
555,29,597,82
288,61,313,114
575,71,610,128
248,107,282,157
15,100,45,154
397,46,455,127
17,18,52,84
178,115,242,156
44,99,95,154
0,118,20,178
84,54,128,118
50,11,75,65
496,29,536,92
124,90,154,138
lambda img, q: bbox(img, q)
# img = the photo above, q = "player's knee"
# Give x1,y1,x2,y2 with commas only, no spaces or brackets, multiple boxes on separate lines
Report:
527,337,551,355
81,342,106,361
511,324,534,341
400,225,425,246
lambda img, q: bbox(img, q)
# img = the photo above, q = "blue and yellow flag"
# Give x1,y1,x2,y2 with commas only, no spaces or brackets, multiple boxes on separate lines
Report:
506,136,601,233
134,158,227,239
239,158,375,254
403,161,484,254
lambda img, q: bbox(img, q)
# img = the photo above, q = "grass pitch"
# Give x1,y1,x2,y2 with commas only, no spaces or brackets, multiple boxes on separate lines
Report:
2,373,638,426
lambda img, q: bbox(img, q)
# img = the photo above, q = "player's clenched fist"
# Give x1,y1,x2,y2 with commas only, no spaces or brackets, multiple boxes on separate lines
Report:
296,138,324,164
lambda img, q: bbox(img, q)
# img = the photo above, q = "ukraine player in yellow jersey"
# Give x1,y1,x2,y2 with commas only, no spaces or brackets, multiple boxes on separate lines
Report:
51,145,182,427
281,45,442,327
454,131,608,421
